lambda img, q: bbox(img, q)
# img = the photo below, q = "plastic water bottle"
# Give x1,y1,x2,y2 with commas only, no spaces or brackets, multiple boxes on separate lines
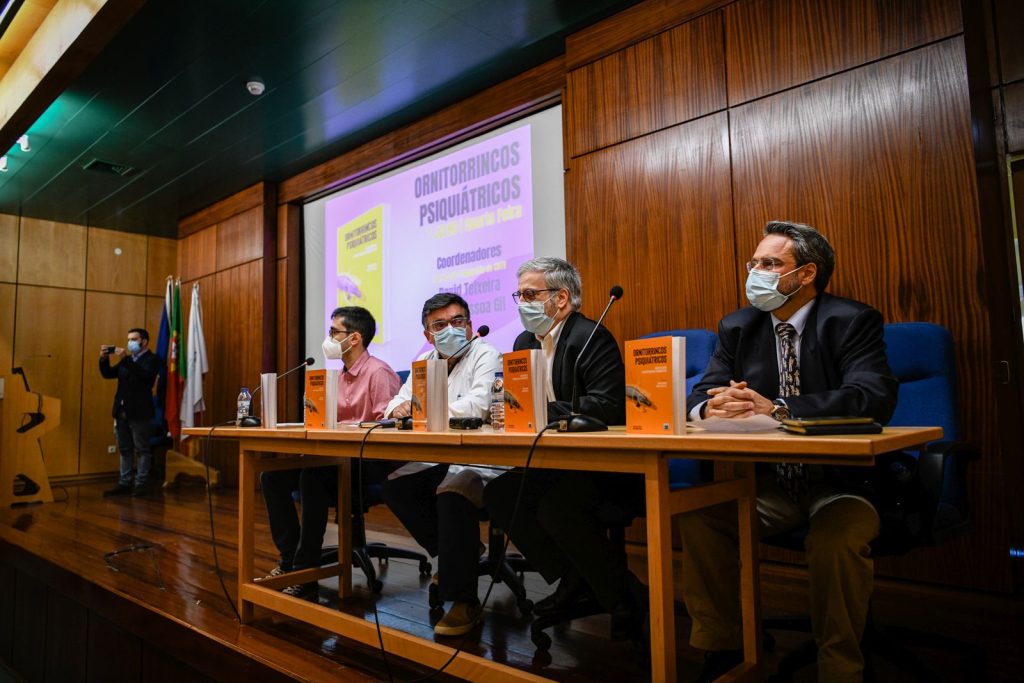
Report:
489,372,505,432
236,387,252,426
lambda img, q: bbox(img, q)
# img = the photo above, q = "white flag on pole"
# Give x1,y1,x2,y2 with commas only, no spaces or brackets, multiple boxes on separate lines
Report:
181,281,209,434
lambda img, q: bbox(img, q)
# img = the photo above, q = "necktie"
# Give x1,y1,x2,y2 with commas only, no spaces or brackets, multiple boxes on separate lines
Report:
775,322,805,499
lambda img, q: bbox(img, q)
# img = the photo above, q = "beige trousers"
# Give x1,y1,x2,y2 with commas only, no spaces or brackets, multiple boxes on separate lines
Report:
678,474,880,683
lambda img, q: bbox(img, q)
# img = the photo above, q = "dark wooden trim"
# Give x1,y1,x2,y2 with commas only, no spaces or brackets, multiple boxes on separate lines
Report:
261,182,278,374
565,0,731,71
961,0,1024,591
278,58,565,204
178,183,267,238
0,541,295,682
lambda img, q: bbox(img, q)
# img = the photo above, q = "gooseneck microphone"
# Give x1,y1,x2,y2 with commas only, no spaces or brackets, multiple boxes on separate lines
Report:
560,285,623,432
240,357,315,427
446,324,490,361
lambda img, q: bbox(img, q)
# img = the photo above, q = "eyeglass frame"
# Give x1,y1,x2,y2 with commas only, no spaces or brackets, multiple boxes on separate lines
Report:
425,315,470,334
511,287,560,304
328,327,353,340
745,257,798,272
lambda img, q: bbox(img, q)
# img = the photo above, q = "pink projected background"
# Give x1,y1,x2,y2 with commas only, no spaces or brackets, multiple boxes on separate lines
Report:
324,125,534,371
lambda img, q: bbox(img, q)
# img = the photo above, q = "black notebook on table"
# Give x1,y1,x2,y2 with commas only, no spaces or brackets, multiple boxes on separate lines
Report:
781,416,882,436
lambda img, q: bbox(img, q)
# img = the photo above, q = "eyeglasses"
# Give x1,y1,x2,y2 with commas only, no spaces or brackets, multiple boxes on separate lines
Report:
328,327,352,339
511,288,559,304
426,315,469,333
745,257,790,272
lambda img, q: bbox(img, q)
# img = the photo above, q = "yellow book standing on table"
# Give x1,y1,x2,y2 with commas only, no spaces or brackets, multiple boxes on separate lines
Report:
502,349,547,433
625,336,686,435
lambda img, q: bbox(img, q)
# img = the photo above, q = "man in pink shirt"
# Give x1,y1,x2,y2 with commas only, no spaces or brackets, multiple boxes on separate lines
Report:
260,306,400,599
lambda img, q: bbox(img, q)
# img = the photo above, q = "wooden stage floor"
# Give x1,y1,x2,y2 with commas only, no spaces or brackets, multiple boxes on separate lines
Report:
1,482,1020,682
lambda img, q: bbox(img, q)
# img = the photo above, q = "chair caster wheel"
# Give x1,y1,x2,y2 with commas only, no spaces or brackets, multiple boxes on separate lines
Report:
517,598,534,617
531,629,552,652
419,561,432,576
369,579,383,593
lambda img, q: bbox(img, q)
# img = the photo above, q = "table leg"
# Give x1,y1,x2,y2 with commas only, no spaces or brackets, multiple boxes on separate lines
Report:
238,449,255,623
736,462,762,677
645,456,676,683
338,459,353,597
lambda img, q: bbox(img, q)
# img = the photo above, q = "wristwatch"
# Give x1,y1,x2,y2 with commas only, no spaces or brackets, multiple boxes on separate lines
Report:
770,398,791,422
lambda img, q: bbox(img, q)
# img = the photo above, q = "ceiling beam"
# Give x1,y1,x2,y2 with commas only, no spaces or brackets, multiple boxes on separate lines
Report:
0,0,143,154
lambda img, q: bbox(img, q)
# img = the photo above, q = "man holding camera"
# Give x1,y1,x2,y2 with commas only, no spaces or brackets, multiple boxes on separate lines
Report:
99,328,165,497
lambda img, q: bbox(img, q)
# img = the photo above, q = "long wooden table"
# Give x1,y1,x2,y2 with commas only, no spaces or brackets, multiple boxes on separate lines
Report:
184,425,942,682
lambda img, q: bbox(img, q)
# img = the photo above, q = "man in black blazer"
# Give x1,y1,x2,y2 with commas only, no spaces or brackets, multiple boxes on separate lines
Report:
682,222,897,683
484,257,645,642
99,327,165,497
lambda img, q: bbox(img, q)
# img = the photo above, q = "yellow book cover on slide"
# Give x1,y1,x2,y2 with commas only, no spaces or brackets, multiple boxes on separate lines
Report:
337,204,388,342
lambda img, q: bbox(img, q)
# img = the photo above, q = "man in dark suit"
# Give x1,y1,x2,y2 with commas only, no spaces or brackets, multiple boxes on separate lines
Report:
681,221,898,683
99,327,165,497
484,257,645,642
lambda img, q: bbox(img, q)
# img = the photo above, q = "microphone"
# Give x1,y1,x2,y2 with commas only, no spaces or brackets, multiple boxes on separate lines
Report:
240,357,315,427
560,285,623,433
446,324,490,361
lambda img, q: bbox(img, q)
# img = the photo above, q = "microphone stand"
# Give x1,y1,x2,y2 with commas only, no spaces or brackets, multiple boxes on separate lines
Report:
240,357,314,427
558,287,623,433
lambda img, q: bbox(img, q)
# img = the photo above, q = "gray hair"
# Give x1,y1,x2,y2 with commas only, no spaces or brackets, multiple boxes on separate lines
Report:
517,256,582,309
764,221,835,291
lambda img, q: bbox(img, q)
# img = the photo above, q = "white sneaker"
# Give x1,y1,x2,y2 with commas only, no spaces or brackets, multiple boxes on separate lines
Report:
256,565,287,581
282,582,319,601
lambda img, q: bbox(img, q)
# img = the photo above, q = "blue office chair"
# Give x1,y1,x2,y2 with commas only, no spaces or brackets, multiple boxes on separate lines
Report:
763,322,981,681
529,328,719,652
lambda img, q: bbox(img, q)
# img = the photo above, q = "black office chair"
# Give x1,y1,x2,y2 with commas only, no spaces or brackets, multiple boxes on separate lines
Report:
762,322,982,681
425,512,535,617
529,328,719,653
319,478,433,593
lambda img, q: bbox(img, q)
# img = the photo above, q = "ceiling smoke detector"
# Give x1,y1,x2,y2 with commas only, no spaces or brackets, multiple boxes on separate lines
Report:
246,78,265,96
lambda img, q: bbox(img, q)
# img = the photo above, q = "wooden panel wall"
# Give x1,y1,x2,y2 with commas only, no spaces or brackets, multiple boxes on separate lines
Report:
724,0,962,104
85,227,147,293
564,0,1013,592
0,212,16,281
567,113,737,333
566,12,726,157
177,183,276,485
17,217,86,288
0,213,177,480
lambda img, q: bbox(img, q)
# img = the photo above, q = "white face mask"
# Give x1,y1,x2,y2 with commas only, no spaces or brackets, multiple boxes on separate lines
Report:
322,333,354,360
518,298,556,336
745,266,804,312
431,324,468,358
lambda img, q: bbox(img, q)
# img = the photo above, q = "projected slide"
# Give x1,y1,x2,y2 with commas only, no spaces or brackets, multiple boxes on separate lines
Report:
324,125,534,370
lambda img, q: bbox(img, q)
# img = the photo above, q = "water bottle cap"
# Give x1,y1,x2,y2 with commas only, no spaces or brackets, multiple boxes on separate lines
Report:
241,387,249,392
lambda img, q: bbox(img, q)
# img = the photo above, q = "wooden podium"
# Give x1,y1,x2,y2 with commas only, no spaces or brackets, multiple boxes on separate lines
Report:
0,374,59,507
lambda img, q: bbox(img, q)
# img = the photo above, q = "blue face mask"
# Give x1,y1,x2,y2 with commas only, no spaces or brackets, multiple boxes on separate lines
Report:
127,340,142,354
745,266,804,312
431,325,468,358
518,299,555,336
